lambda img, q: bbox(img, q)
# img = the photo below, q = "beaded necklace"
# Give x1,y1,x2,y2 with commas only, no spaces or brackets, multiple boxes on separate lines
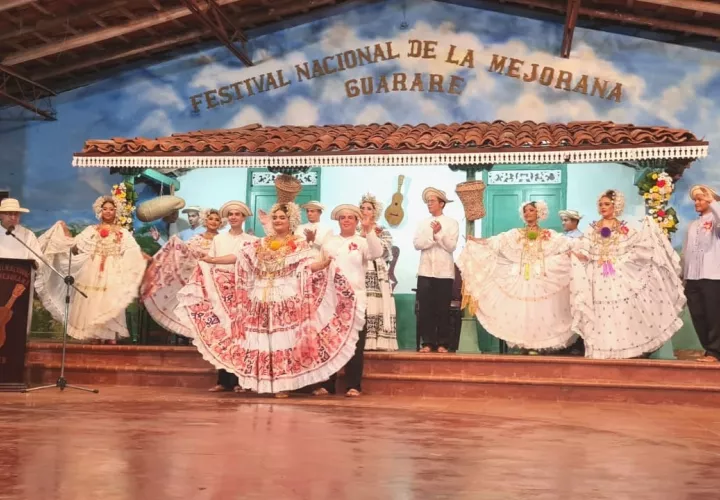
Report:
256,235,298,301
518,225,547,280
591,219,627,277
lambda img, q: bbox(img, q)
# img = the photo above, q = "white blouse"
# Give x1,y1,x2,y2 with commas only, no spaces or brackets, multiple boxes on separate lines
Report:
413,214,459,280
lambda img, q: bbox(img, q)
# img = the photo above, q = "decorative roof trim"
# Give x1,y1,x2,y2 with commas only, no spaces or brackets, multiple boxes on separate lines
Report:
72,144,708,169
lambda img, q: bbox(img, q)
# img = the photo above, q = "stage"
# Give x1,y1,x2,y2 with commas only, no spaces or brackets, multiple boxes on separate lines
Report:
1,385,719,499
25,342,720,406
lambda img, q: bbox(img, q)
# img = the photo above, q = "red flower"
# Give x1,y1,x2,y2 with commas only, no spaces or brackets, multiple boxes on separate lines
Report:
349,242,359,251
619,225,629,235
657,210,666,217
703,221,713,231
288,239,297,251
657,180,666,188
99,228,110,238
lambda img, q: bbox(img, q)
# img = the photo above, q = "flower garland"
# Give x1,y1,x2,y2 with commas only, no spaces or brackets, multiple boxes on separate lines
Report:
111,181,137,231
636,170,678,237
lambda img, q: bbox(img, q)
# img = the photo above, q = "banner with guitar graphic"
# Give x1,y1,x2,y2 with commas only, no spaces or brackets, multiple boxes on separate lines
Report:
0,259,34,391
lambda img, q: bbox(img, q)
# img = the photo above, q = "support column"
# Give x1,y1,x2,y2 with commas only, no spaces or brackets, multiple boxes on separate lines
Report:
456,167,480,353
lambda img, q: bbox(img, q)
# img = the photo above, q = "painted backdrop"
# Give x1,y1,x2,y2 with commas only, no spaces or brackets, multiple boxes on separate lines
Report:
0,0,717,341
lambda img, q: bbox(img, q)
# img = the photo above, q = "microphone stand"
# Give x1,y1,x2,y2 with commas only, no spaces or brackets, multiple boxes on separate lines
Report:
5,226,99,394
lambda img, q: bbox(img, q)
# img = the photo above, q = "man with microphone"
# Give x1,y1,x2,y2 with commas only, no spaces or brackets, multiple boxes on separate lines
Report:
0,198,42,264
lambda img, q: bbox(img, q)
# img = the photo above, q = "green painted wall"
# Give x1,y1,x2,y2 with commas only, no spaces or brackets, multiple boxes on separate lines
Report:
394,293,417,350
672,308,703,350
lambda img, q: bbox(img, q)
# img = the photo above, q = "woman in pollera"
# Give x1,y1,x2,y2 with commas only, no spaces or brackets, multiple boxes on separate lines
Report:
570,189,685,359
458,200,575,353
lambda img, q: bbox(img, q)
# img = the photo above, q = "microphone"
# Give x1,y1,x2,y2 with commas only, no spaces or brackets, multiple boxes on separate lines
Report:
5,226,14,235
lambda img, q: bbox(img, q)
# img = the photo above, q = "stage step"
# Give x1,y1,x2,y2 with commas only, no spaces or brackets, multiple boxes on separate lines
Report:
26,343,720,406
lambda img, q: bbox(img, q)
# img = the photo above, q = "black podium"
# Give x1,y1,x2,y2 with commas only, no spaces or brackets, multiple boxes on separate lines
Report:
0,258,34,391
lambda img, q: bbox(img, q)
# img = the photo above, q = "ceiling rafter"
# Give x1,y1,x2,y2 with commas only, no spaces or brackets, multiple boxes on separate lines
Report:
31,30,208,81
0,63,56,120
0,0,38,14
180,0,253,66
487,0,720,39
1,0,249,67
560,0,581,57
636,0,720,16
0,1,130,43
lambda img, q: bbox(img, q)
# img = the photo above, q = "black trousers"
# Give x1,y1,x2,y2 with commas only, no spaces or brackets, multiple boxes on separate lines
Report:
416,276,454,349
216,369,238,389
685,279,720,359
322,326,368,393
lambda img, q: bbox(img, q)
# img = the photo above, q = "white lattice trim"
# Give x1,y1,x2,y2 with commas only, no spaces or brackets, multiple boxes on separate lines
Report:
72,145,709,168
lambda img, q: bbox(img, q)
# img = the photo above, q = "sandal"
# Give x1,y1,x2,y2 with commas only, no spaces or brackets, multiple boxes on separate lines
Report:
312,388,329,396
419,346,432,353
437,346,449,353
208,385,226,392
345,389,361,397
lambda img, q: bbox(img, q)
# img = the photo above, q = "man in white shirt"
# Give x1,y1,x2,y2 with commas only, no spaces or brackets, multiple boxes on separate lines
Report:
206,200,257,391
316,204,383,397
413,187,459,353
684,185,720,363
151,206,204,245
0,198,42,265
559,209,583,239
295,201,332,252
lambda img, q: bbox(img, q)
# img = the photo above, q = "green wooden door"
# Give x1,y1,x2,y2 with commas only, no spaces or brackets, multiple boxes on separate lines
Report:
245,169,321,237
478,165,567,353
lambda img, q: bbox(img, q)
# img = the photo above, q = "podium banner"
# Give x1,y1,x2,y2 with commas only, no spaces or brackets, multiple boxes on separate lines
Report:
0,259,34,391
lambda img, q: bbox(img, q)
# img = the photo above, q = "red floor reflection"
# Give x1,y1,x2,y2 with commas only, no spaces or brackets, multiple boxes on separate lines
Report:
0,387,718,499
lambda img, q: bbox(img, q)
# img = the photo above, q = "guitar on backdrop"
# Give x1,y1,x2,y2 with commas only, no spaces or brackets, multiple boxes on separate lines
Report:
384,175,405,227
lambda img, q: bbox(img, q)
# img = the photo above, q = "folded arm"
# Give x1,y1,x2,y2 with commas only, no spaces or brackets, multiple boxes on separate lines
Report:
413,225,434,250
203,254,237,265
435,220,459,253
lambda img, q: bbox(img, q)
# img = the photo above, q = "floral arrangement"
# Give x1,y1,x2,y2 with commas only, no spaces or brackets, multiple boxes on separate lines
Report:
112,181,137,231
636,170,678,237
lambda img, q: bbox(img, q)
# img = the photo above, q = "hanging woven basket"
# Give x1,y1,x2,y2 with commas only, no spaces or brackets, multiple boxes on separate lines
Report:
274,174,302,203
455,180,487,221
136,195,186,222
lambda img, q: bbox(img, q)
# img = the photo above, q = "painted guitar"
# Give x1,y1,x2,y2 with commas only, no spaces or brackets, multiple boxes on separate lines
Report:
384,175,405,227
0,284,26,349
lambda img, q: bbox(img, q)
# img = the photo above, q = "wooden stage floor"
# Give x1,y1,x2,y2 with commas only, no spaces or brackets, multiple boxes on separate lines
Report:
0,386,719,499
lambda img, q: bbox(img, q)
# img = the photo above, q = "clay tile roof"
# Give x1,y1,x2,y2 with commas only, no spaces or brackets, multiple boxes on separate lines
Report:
73,120,709,169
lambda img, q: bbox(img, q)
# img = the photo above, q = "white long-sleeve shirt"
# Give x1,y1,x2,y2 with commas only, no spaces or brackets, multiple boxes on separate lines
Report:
322,231,383,293
682,201,720,280
295,222,333,251
0,225,42,264
413,214,459,280
210,231,257,270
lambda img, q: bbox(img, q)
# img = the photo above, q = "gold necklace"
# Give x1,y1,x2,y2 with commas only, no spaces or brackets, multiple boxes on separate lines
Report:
519,225,545,280
593,219,620,277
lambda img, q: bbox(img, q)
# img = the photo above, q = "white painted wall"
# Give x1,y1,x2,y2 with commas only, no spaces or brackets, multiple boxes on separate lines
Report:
566,163,644,231
178,168,248,210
